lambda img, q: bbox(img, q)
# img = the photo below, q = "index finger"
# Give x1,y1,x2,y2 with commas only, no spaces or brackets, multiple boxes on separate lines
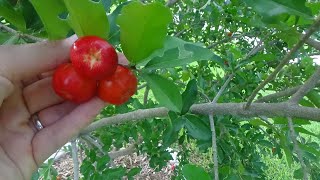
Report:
0,35,77,80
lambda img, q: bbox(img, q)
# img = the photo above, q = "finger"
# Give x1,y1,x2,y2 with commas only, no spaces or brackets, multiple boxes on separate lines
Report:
23,77,63,114
38,101,77,127
32,97,106,164
22,76,41,87
117,53,129,66
1,35,78,80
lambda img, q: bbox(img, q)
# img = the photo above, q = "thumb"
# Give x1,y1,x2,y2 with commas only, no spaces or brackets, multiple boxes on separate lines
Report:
0,76,14,106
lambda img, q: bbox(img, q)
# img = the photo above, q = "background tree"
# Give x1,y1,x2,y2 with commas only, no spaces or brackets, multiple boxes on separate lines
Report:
1,0,320,179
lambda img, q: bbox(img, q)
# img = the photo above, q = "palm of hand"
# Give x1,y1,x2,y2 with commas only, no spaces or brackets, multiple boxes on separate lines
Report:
0,38,105,180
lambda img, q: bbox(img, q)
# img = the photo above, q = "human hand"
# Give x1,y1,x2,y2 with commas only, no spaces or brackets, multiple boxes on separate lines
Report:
0,36,125,179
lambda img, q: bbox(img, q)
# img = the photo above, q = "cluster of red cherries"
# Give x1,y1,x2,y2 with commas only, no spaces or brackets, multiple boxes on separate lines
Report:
52,36,137,105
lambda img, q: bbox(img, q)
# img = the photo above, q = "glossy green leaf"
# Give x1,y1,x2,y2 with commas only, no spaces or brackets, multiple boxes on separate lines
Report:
63,0,109,38
182,164,211,180
107,1,131,45
181,79,198,115
306,90,320,108
127,167,141,177
142,73,182,112
243,0,312,24
0,0,26,30
142,36,222,69
185,114,211,141
117,2,172,64
162,126,178,147
29,0,70,39
299,143,320,157
96,155,110,171
279,134,293,166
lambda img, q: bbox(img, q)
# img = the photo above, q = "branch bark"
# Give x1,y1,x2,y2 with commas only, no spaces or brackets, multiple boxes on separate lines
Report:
0,23,44,42
80,102,320,135
287,117,309,180
209,74,233,180
71,140,79,180
289,67,320,104
245,15,320,109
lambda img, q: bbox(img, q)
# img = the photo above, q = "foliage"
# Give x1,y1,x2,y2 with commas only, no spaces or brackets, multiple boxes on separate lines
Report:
1,0,320,179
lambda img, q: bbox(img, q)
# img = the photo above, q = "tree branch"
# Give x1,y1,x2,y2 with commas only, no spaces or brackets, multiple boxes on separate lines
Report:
71,140,79,180
245,15,320,109
287,117,309,180
81,135,106,156
255,80,320,103
144,86,150,106
207,33,248,49
80,102,320,135
166,0,179,7
305,36,320,51
0,23,44,42
209,74,233,180
289,67,320,104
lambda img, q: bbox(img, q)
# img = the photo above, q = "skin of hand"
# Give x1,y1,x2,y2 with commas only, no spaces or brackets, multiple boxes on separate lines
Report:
0,36,128,180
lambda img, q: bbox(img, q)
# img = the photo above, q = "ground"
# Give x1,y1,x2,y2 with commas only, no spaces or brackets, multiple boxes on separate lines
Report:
53,152,174,180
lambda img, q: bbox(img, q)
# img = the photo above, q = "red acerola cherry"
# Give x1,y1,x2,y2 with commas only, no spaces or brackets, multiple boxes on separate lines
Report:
98,65,137,105
52,63,97,103
70,36,118,80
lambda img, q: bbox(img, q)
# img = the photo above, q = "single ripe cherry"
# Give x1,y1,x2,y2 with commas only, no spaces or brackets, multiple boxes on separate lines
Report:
98,65,137,105
52,63,97,103
70,36,118,80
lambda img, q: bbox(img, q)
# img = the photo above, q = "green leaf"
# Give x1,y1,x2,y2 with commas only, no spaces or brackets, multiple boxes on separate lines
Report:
117,2,172,64
279,134,293,166
299,143,320,157
142,73,182,112
243,0,312,24
182,164,211,180
142,36,221,69
107,1,131,45
306,90,320,108
127,167,141,177
185,114,211,141
258,140,273,148
181,79,198,115
96,155,110,171
63,0,109,38
162,126,178,147
29,0,70,39
0,0,26,30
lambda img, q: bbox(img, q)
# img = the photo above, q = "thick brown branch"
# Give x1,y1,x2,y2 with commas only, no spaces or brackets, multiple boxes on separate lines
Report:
80,102,320,134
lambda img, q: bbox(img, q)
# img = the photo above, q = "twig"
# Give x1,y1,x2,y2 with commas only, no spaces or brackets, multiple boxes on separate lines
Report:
81,135,106,156
71,140,79,180
289,67,320,104
108,143,136,159
245,15,320,109
144,86,150,106
305,36,320,51
0,23,44,42
212,74,234,103
209,74,233,180
207,33,248,49
166,0,179,7
138,83,147,90
287,117,309,180
199,0,211,10
255,80,320,103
